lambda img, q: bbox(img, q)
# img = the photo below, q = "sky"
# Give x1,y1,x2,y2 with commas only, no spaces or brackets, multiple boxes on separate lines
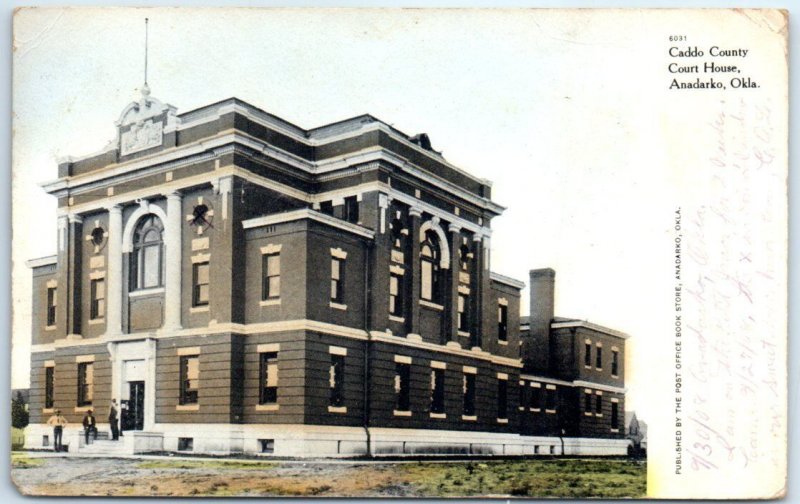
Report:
11,7,784,424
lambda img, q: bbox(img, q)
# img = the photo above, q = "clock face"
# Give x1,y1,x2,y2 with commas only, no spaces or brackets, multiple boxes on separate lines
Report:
186,197,214,235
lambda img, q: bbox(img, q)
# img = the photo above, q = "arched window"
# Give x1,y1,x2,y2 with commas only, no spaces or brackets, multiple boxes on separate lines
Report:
131,214,164,290
420,231,442,302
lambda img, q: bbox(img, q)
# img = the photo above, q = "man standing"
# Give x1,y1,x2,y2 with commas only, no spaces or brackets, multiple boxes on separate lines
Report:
108,399,120,441
82,409,97,445
46,410,67,452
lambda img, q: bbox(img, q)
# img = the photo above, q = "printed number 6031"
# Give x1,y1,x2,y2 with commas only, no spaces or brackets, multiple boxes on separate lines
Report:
669,35,687,41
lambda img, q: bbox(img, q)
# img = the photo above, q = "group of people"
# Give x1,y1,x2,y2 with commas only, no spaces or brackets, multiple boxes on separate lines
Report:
45,399,122,452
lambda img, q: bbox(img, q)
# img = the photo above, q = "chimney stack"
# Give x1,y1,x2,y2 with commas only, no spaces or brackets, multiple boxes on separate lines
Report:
524,268,556,372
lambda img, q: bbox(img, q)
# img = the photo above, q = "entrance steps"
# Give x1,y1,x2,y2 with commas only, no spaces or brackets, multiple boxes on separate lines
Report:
77,431,164,455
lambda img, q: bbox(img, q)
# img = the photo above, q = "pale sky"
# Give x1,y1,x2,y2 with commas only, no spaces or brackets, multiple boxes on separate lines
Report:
14,7,774,423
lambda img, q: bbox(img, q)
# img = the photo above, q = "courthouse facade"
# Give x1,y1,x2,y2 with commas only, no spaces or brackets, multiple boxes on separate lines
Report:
25,88,629,456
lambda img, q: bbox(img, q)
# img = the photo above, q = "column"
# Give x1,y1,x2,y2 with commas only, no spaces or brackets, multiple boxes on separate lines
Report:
105,205,123,337
446,224,462,345
164,192,183,332
407,206,422,337
471,233,484,350
66,214,83,338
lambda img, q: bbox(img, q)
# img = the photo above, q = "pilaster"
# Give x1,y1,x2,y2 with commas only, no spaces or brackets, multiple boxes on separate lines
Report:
407,206,422,336
164,191,183,332
446,224,462,345
105,205,123,337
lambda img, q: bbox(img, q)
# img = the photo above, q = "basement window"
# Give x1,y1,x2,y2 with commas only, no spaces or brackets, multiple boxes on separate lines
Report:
259,439,275,454
178,437,194,451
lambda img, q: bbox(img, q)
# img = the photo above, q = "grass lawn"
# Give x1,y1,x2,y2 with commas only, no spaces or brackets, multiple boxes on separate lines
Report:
399,458,647,498
11,428,25,450
137,459,277,471
11,453,44,469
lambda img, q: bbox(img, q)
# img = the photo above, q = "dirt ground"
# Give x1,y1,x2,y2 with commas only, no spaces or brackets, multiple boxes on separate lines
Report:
11,453,647,498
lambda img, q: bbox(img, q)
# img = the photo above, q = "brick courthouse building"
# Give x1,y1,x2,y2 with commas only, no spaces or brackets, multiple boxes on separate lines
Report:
25,88,629,456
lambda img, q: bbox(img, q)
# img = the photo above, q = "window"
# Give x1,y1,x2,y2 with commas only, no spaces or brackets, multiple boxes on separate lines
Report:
178,437,194,451
90,279,105,320
498,304,508,341
532,385,543,410
518,382,526,410
319,200,334,215
131,214,164,290
259,352,278,405
611,402,619,428
389,273,403,316
180,355,199,405
394,362,411,411
262,253,280,300
77,362,93,407
329,354,345,407
431,368,445,414
585,390,593,412
420,231,441,302
545,386,557,411
192,262,210,307
463,373,476,416
459,244,471,272
46,287,57,327
259,439,275,454
596,346,603,369
612,350,619,376
497,379,508,419
391,218,405,250
45,366,54,409
457,294,468,332
584,342,592,366
596,394,603,414
344,196,359,223
330,257,344,303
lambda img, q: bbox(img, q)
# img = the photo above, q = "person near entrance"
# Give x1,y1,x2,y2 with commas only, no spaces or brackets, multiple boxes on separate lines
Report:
46,409,68,452
82,410,97,445
108,399,120,441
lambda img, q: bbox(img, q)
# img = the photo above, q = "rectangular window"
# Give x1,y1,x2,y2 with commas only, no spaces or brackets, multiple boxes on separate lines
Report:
546,387,557,411
497,379,508,419
596,346,603,369
77,362,93,407
329,354,345,407
518,382,526,410
330,257,344,303
611,401,619,428
612,350,619,376
421,261,433,301
585,390,593,412
259,439,275,454
192,262,210,307
262,253,280,300
394,363,411,411
180,355,199,405
532,385,543,410
90,279,105,320
389,273,403,316
584,342,591,366
178,437,194,451
463,373,476,416
319,200,334,215
46,287,57,327
457,294,468,332
595,394,603,414
259,352,278,405
344,196,359,223
498,304,508,341
431,368,445,414
45,366,54,409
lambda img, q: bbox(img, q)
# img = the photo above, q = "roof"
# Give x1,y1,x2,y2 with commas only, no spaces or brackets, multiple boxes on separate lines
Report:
519,316,630,340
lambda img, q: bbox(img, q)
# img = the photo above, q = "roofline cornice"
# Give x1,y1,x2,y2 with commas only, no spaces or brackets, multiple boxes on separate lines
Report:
242,208,376,239
25,255,57,269
551,320,631,340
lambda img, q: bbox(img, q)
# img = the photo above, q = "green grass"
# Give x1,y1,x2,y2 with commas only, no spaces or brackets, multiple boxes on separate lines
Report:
136,459,277,471
399,459,647,498
11,452,44,469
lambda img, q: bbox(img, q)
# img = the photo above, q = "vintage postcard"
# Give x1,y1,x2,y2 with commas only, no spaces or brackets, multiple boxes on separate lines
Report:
10,7,787,499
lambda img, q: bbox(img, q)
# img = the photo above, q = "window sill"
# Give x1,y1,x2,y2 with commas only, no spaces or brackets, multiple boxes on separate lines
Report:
531,408,541,413
595,413,604,418
176,404,200,411
596,368,603,372
45,325,56,331
419,299,444,311
190,305,210,313
457,331,471,338
518,406,525,411
462,415,477,421
393,410,412,417
388,315,405,323
129,287,165,298
329,302,348,311
43,408,54,414
328,406,347,414
498,339,508,346
74,406,93,413
584,412,593,416
256,403,279,411
611,374,619,379
545,409,557,415
88,318,105,325
584,365,592,369
430,412,446,419
260,298,281,307
497,418,509,424
611,428,620,433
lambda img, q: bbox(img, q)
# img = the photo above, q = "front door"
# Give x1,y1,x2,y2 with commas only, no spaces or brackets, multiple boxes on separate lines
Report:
124,381,145,431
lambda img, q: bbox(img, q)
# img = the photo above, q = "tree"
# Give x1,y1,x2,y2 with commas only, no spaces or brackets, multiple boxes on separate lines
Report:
11,391,29,429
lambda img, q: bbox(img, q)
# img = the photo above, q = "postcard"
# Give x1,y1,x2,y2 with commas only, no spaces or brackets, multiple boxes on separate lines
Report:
10,7,787,499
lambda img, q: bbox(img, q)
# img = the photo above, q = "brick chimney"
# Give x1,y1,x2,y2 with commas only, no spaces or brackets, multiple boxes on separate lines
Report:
523,268,556,372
